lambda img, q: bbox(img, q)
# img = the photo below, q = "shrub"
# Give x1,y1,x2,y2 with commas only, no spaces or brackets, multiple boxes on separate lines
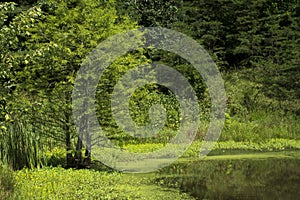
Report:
43,148,66,167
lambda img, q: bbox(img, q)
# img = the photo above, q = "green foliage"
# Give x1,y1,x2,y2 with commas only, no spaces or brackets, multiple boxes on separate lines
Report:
222,110,300,142
116,0,179,27
13,167,193,199
95,51,187,145
0,164,15,200
123,139,300,159
169,0,300,103
222,71,300,142
43,148,66,167
14,168,134,199
1,0,299,177
0,0,140,168
129,86,181,130
124,143,164,153
95,52,151,139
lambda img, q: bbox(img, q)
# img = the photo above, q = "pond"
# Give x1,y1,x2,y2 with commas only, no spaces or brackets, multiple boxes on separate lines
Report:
156,150,300,199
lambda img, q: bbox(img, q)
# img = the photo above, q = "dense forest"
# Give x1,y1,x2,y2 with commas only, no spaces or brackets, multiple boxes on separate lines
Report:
0,0,299,199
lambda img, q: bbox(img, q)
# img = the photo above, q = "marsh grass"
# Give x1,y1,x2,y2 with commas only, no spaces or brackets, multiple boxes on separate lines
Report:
221,109,300,142
0,120,43,170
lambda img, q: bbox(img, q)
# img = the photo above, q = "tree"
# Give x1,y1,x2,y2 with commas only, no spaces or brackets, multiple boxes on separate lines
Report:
171,0,300,109
0,2,45,169
116,0,179,27
0,0,138,168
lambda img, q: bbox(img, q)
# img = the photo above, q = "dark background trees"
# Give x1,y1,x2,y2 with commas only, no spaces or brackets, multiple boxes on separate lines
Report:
1,0,299,169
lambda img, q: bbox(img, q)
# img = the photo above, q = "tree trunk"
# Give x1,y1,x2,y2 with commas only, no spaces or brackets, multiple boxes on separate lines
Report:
65,92,74,168
83,116,91,169
65,119,74,168
74,78,91,169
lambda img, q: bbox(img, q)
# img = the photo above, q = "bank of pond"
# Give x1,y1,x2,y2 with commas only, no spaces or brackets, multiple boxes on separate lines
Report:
1,150,299,199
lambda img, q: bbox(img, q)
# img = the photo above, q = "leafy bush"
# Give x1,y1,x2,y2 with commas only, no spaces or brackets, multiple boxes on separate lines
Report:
43,148,66,167
223,72,300,142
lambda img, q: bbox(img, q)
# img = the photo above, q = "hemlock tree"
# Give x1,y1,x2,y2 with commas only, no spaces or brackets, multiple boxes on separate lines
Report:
171,0,300,112
116,0,179,27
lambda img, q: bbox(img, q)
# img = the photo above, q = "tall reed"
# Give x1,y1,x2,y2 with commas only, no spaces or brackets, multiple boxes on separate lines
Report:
0,120,43,170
